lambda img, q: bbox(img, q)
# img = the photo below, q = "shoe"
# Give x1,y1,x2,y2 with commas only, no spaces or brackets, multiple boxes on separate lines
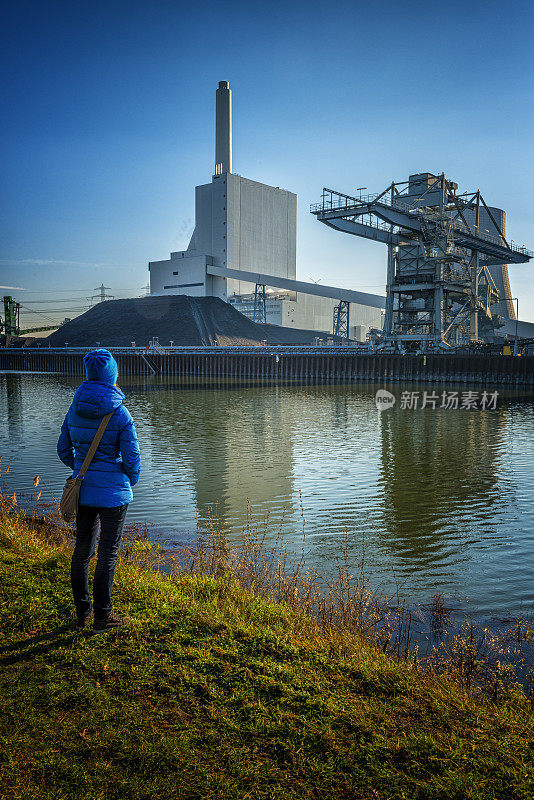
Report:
76,611,94,632
93,614,131,634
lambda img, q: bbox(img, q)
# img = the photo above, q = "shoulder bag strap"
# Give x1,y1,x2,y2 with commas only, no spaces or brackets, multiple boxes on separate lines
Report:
77,411,115,480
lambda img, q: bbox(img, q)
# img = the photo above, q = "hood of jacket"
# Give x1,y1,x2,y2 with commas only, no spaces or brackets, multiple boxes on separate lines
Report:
71,381,125,419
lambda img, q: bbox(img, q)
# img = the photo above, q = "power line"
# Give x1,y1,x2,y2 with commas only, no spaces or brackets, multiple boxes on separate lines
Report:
17,286,145,294
19,305,60,325
20,307,90,313
22,299,92,304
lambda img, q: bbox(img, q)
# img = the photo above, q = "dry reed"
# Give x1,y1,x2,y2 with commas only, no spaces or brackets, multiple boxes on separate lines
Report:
1,467,532,704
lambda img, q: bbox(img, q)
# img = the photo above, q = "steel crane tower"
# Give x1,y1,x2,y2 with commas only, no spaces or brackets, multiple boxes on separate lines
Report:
1,296,63,338
311,173,532,351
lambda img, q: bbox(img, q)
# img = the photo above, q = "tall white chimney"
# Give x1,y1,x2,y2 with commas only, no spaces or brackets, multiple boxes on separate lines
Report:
215,80,232,175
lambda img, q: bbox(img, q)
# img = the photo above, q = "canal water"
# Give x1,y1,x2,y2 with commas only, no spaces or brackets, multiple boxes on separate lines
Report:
1,373,533,620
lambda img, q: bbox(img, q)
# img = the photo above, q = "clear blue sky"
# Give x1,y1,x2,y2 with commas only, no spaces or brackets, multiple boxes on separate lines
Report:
1,0,533,326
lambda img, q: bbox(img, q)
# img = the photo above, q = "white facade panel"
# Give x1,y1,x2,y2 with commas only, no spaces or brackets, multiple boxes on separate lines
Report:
280,295,383,337
149,173,297,304
149,254,210,297
230,294,383,338
225,173,297,298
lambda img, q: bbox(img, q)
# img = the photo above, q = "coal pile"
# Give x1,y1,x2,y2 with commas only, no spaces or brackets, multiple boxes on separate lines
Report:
46,296,335,347
0,335,40,348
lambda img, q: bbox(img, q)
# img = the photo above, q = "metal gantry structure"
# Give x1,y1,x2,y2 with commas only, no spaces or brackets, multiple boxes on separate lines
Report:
253,283,267,324
311,173,533,351
333,299,350,339
0,296,63,338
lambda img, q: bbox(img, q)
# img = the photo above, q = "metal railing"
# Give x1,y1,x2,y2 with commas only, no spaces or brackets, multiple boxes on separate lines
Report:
3,344,376,357
311,190,533,258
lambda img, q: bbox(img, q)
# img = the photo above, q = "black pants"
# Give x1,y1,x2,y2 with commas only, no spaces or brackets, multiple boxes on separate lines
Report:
70,504,128,621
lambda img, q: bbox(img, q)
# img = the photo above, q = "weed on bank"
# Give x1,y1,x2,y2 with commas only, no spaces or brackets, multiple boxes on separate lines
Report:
1,493,534,799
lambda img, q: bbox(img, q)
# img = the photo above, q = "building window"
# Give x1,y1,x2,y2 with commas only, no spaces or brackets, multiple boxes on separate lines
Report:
163,282,204,289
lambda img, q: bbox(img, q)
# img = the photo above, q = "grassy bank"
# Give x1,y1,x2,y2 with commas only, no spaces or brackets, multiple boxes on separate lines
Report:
1,506,534,799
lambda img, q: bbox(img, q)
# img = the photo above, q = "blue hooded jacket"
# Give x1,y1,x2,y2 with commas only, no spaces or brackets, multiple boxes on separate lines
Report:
57,380,141,508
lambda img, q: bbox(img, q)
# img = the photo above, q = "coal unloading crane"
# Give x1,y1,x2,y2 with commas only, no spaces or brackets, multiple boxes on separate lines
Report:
1,296,63,341
311,173,533,351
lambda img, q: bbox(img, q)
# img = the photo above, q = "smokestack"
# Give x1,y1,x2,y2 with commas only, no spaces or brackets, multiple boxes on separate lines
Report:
215,80,232,175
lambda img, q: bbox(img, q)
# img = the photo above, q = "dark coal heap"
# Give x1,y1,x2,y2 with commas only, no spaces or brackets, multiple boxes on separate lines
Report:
46,296,334,347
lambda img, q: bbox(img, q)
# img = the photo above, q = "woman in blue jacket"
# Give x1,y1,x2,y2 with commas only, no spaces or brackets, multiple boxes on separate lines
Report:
57,349,141,633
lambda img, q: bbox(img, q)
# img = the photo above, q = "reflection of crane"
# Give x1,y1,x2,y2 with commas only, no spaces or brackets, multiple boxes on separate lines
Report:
1,296,64,338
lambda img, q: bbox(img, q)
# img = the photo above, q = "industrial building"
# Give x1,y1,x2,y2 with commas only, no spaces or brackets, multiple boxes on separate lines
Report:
312,174,533,350
149,81,385,341
228,289,382,342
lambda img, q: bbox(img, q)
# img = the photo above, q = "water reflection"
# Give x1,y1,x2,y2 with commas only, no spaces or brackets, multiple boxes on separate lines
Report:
123,382,298,533
1,374,533,615
378,401,506,565
4,374,24,442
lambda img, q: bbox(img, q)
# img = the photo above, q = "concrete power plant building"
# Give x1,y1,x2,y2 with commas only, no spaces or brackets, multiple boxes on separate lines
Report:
149,82,384,340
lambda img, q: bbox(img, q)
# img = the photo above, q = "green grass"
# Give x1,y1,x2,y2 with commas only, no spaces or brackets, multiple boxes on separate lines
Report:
1,512,534,800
